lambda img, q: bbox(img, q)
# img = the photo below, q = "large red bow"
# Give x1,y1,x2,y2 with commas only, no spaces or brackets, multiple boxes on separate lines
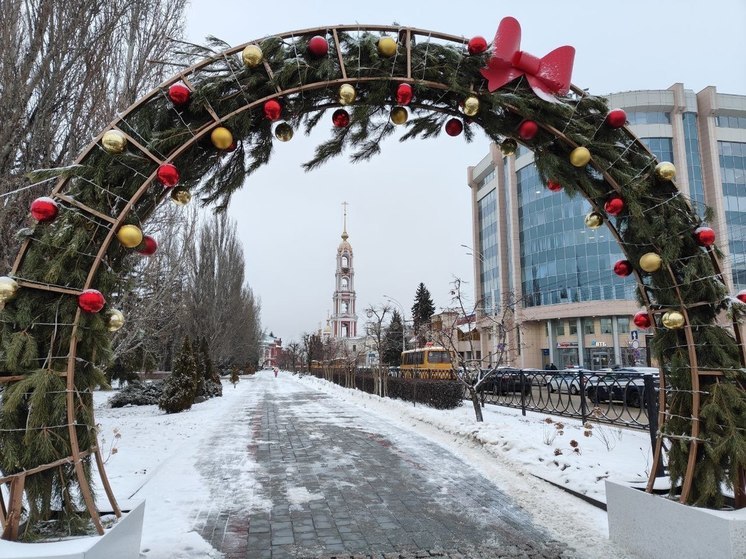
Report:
480,17,575,102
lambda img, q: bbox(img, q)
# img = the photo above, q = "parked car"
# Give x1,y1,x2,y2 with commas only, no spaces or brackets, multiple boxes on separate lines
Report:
585,373,658,408
476,368,532,395
546,372,589,395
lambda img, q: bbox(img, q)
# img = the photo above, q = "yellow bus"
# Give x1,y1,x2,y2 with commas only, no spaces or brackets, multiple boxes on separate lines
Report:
399,345,455,380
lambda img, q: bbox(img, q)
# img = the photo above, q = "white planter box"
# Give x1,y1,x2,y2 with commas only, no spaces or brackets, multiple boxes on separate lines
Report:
0,500,145,559
606,481,746,559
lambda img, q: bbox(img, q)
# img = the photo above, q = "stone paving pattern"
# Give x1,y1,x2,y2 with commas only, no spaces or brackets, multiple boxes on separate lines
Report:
194,382,576,558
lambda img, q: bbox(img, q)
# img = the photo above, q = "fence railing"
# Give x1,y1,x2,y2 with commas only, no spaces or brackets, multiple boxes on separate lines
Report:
470,369,660,431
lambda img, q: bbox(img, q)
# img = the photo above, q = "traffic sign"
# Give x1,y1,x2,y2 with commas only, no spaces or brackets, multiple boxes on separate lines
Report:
631,330,638,341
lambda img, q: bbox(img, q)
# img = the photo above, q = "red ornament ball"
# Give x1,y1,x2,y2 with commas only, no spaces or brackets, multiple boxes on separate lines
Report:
694,226,716,247
156,163,180,188
332,109,350,128
467,36,488,55
396,83,413,105
168,83,191,106
137,235,158,256
307,35,329,57
518,120,539,140
30,197,59,223
546,180,562,192
737,290,746,304
604,196,625,216
445,118,463,137
79,289,106,313
263,99,282,121
633,311,652,329
606,108,627,128
613,260,633,277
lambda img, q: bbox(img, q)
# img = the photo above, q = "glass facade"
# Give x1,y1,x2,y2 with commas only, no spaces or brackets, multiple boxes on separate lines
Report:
640,137,674,162
719,141,746,288
503,163,514,296
477,189,499,314
683,113,706,217
516,164,632,308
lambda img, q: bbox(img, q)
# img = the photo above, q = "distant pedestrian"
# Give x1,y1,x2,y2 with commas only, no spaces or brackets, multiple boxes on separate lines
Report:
273,367,278,378
548,363,558,371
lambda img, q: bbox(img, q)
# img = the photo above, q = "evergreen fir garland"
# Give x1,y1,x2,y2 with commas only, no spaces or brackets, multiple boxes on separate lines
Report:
0,24,744,538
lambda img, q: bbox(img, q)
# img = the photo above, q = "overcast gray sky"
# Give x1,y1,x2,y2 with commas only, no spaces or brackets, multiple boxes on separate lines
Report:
184,0,746,343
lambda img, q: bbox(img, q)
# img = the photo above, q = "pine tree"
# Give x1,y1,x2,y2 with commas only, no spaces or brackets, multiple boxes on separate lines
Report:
158,337,198,413
194,337,222,401
411,283,435,346
382,310,404,365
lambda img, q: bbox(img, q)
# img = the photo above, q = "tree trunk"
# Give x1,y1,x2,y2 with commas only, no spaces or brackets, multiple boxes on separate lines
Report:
468,387,484,422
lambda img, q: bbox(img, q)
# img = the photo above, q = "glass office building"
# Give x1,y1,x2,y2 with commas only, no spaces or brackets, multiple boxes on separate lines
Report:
468,84,746,370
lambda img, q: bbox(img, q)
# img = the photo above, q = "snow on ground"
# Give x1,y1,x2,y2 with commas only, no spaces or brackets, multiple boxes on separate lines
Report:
6,369,653,557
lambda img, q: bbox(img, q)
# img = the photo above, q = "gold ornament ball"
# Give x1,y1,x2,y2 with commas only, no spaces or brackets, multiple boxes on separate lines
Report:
0,276,19,304
338,84,356,105
170,188,192,205
117,224,143,248
639,252,662,273
584,212,603,229
377,36,398,57
242,44,263,68
570,146,591,167
107,309,125,332
500,138,518,156
662,310,685,330
463,96,480,117
101,130,127,154
655,161,676,181
211,127,233,150
390,106,408,125
274,122,293,142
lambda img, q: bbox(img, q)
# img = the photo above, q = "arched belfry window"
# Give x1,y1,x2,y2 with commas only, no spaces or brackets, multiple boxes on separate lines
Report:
341,255,349,268
341,277,349,289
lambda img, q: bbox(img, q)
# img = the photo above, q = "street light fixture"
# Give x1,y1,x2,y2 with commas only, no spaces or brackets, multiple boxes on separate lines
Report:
461,244,499,367
383,294,408,353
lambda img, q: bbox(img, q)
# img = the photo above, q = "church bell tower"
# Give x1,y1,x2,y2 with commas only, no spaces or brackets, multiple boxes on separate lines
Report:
331,202,357,338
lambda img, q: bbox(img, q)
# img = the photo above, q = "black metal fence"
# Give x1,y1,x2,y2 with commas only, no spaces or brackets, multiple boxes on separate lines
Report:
471,368,660,432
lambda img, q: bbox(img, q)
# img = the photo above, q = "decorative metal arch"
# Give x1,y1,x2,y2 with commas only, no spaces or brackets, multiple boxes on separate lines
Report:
1,21,744,540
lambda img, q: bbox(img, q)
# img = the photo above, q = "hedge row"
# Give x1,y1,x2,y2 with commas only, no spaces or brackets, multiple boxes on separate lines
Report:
306,370,463,410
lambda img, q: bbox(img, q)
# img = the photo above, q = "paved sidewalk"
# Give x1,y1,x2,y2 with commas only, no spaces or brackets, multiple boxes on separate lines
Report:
193,377,575,558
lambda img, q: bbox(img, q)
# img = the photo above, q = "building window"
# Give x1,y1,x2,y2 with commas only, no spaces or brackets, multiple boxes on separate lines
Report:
341,277,348,289
716,115,746,129
341,256,349,268
569,320,577,335
618,317,630,334
626,111,671,125
583,318,595,335
556,320,565,336
600,318,612,334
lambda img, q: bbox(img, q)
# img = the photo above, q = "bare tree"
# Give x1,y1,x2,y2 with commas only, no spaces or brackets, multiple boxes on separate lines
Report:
0,0,186,271
181,213,262,370
365,304,392,397
108,204,198,377
279,342,303,372
432,278,519,422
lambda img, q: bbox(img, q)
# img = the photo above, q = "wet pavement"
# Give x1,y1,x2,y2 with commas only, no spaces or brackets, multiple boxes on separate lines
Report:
193,377,575,559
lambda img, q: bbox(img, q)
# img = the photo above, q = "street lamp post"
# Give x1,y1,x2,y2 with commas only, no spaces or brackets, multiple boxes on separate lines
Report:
461,244,498,367
383,294,407,353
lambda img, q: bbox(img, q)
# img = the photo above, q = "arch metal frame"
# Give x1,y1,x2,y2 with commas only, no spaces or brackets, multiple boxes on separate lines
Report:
1,23,744,540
